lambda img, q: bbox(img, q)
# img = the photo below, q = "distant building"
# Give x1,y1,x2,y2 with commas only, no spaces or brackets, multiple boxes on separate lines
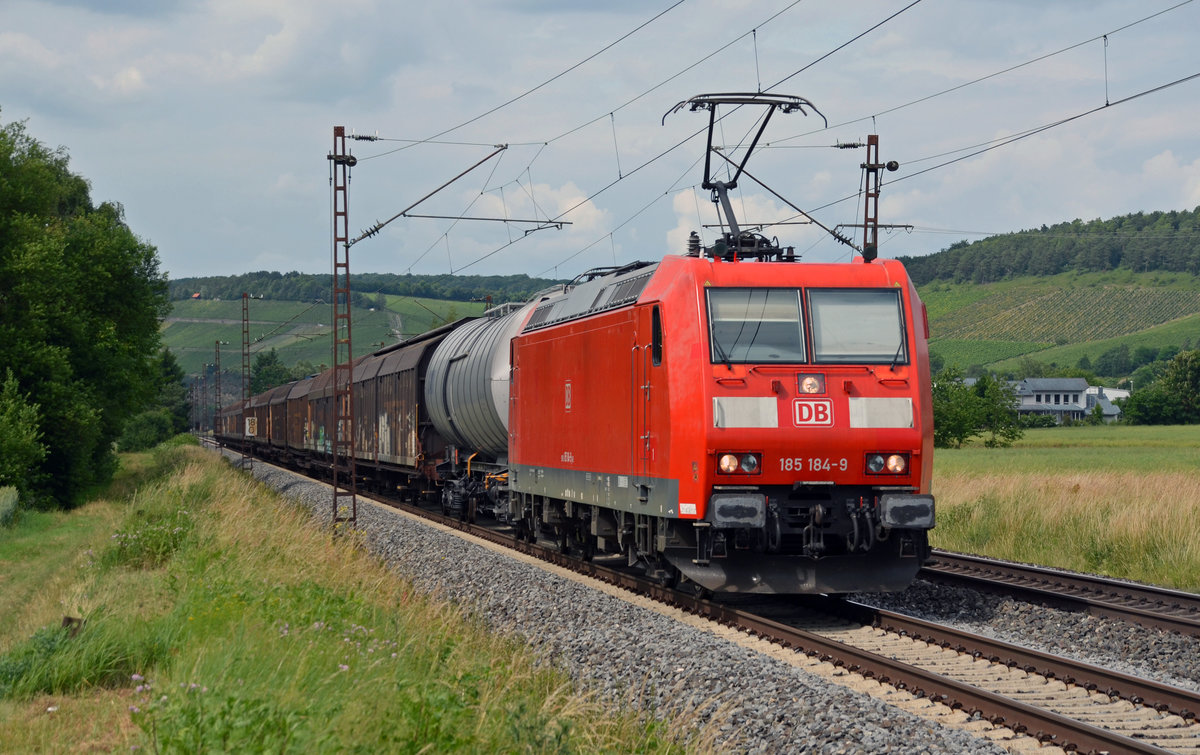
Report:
1013,377,1122,424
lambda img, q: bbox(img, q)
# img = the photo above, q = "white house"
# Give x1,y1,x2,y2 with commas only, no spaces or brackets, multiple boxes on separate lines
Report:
1013,378,1123,423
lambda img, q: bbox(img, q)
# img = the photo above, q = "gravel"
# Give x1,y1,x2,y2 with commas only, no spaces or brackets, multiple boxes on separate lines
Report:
362,527,993,754
234,456,1037,753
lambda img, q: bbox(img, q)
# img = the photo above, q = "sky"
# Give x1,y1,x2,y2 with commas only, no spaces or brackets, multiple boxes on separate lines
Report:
3,0,1200,282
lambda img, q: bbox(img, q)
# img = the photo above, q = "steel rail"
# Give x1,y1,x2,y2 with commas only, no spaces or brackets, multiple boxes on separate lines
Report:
923,550,1200,638
828,599,1200,722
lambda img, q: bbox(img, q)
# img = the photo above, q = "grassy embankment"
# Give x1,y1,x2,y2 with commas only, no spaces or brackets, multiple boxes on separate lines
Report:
931,425,1200,591
0,440,695,753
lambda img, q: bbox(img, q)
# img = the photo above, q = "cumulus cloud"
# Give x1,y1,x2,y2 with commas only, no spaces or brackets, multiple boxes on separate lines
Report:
88,66,147,95
5,0,1200,279
1140,150,1200,210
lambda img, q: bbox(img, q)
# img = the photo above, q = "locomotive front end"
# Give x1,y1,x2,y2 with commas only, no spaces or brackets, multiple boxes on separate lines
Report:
664,257,935,594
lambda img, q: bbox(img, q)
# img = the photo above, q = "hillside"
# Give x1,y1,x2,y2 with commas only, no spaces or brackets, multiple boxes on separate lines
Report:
899,207,1200,284
165,204,1200,386
164,269,1200,384
163,296,486,377
170,270,565,308
921,271,1200,375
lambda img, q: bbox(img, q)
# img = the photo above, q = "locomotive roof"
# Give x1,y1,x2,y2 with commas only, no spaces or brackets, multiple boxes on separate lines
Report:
522,261,658,332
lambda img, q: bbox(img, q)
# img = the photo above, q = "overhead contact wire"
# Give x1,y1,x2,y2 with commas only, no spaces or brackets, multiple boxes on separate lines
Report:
362,0,688,161
768,0,1194,145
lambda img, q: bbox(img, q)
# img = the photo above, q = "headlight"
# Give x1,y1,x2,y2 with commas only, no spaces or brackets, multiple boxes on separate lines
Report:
717,452,762,475
866,453,910,475
798,374,825,394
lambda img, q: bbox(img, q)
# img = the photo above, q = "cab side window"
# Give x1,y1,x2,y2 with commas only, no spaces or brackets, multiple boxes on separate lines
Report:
651,305,663,366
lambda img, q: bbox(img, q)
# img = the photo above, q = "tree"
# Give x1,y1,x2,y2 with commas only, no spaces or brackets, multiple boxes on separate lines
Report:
156,348,190,434
932,368,982,448
1094,345,1131,377
251,348,293,393
0,113,169,507
290,359,325,380
931,368,1024,448
971,373,1023,447
118,348,190,451
928,351,945,374
1158,349,1200,423
0,369,46,497
1119,350,1200,425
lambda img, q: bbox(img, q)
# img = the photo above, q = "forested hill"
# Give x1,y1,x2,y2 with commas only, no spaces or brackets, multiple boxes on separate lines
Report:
170,271,566,306
898,207,1200,285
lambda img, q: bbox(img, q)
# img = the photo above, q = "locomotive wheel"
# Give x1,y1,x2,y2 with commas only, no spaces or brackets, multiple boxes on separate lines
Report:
579,534,595,562
657,560,680,589
675,574,712,600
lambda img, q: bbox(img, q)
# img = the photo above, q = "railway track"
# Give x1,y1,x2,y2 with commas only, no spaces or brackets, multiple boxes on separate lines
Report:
381,496,1200,753
922,550,1200,638
224,447,1200,753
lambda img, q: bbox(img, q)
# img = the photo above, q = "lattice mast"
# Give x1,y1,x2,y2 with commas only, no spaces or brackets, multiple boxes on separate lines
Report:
859,134,901,262
213,340,222,436
241,292,253,470
328,126,357,528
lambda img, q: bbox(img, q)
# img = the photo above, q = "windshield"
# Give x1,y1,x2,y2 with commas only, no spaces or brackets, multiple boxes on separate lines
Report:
707,289,805,363
808,288,907,364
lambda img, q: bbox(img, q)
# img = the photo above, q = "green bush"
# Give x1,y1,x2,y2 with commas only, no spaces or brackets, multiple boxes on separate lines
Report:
119,409,176,452
0,369,46,496
0,487,17,527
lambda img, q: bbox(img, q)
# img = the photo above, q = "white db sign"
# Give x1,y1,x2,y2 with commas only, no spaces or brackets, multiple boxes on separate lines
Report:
792,399,833,427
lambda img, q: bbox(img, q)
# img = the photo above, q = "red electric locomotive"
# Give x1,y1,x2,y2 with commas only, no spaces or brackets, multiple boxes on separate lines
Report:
507,251,934,594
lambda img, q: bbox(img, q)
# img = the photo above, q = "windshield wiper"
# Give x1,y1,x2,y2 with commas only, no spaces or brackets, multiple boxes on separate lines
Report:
711,338,734,371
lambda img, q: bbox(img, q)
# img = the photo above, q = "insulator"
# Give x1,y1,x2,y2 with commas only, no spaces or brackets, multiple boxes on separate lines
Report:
687,231,700,254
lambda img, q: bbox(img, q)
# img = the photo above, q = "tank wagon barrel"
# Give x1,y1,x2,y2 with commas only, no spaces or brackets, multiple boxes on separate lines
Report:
425,300,542,459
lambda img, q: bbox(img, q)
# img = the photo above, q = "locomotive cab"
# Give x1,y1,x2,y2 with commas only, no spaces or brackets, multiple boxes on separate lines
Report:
655,247,935,593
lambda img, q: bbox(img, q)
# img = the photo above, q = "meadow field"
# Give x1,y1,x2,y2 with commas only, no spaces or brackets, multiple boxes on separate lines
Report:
931,425,1200,590
0,442,692,753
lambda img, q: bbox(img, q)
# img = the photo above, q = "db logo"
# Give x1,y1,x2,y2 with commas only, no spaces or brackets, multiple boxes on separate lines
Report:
793,399,834,426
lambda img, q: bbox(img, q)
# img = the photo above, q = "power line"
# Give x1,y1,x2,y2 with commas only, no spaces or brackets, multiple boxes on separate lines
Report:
361,0,689,162
766,0,1195,147
771,70,1200,243
455,3,921,276
768,0,924,91
893,71,1200,185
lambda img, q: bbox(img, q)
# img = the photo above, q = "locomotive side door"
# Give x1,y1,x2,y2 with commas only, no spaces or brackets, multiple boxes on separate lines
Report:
631,304,663,501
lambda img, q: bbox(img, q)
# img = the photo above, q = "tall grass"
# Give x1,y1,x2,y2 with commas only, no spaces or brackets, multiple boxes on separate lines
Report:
0,444,696,753
932,426,1200,589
